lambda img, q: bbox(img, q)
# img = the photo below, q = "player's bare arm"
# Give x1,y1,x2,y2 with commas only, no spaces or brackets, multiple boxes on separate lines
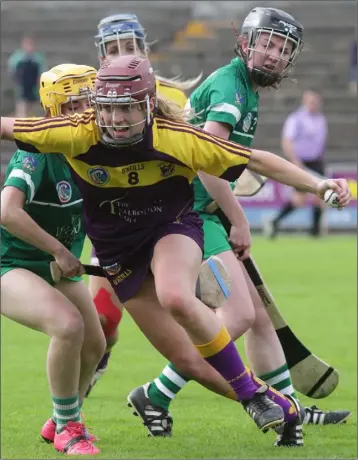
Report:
1,183,83,279
1,117,15,140
248,149,350,206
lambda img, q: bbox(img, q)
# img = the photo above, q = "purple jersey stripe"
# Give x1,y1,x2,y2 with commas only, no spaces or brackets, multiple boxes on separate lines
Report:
156,122,251,159
156,117,252,155
14,117,94,133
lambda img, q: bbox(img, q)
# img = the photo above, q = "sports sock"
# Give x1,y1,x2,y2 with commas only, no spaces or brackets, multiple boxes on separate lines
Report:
148,363,190,411
249,368,298,422
258,363,297,398
195,326,258,401
52,395,81,433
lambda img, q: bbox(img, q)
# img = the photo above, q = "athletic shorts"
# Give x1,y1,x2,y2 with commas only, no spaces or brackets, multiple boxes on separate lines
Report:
303,159,325,176
97,212,204,304
199,212,231,259
0,259,82,286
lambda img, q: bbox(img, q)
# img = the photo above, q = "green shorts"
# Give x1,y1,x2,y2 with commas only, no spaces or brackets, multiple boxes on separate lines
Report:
0,259,82,285
199,212,231,259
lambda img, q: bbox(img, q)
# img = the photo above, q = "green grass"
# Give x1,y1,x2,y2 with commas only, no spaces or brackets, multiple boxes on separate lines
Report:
1,236,357,459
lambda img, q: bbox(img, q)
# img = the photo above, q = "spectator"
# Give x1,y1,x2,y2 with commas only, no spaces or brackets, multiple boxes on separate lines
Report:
264,90,328,238
7,36,46,117
348,39,357,95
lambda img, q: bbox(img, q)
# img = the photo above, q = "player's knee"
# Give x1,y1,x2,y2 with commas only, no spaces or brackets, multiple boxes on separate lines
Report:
157,287,193,321
93,287,123,339
52,307,85,345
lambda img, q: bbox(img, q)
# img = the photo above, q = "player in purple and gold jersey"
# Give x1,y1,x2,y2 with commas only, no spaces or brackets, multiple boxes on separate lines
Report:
1,55,351,444
86,13,202,394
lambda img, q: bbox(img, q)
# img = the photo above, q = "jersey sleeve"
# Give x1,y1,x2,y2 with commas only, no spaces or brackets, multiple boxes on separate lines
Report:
156,120,252,183
12,110,100,158
4,150,46,202
190,129,251,181
204,73,245,129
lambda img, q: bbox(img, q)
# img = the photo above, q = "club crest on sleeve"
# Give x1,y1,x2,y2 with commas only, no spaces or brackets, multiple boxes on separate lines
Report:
243,112,253,132
21,156,38,172
56,180,72,203
88,167,110,185
158,162,175,178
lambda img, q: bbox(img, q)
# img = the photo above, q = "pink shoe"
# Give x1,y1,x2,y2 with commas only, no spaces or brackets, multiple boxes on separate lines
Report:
41,418,99,443
41,418,56,443
54,422,100,455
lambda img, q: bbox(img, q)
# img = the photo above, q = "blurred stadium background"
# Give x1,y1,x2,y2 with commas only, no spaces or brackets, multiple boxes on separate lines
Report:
1,3,357,459
1,0,356,234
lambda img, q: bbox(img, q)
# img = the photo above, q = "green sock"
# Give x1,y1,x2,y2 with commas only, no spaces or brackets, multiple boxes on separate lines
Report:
52,395,81,433
148,363,190,411
258,363,297,398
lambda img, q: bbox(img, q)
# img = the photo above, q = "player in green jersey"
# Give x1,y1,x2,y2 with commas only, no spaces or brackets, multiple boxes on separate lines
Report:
131,7,350,441
0,64,105,456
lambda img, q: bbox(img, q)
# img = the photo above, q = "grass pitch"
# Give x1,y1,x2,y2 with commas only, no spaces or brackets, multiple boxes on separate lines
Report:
1,236,356,459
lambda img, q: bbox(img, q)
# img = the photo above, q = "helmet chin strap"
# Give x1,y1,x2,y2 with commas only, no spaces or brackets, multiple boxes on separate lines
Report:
249,67,282,87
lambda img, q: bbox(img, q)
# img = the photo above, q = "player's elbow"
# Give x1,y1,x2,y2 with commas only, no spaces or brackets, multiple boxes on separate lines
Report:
0,205,14,227
247,149,266,175
0,195,23,228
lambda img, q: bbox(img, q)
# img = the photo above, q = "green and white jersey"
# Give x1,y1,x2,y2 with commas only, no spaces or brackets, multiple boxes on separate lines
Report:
187,57,259,212
1,150,85,263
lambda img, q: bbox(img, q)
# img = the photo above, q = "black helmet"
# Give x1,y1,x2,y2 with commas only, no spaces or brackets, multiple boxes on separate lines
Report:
237,7,304,87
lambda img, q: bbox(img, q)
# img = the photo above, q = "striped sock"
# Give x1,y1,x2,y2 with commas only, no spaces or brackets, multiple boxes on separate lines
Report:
52,395,81,433
148,363,189,411
196,326,257,402
258,364,297,398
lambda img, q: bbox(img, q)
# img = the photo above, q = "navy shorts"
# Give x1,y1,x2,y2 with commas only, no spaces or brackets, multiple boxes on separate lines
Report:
95,212,204,303
303,159,325,176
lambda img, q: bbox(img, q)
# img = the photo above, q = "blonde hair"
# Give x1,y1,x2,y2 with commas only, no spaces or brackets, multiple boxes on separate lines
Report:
156,73,202,93
156,95,195,124
153,74,203,123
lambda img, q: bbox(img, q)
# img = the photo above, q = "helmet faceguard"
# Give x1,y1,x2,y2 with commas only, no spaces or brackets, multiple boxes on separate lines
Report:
91,55,156,147
39,64,96,116
94,14,147,60
236,8,304,87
